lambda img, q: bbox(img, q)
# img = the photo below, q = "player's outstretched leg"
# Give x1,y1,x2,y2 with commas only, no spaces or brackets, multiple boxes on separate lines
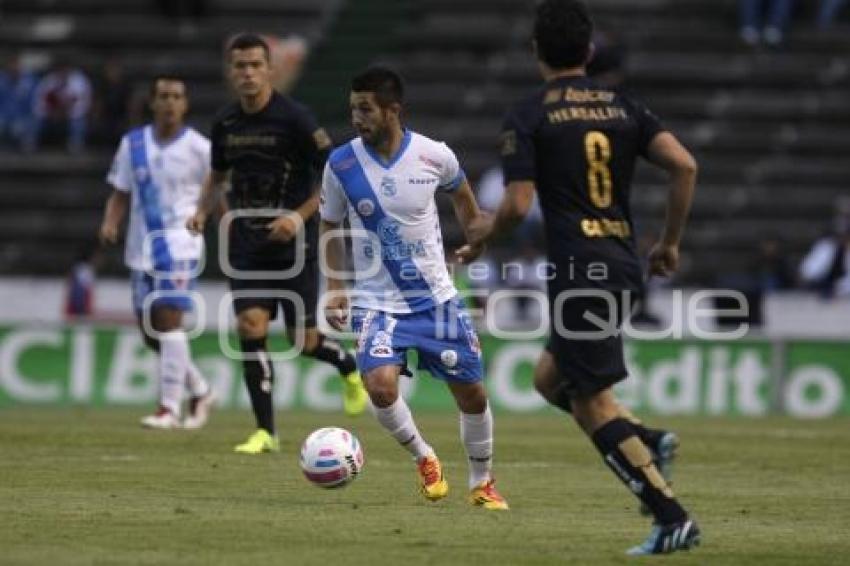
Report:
571,388,700,555
533,351,679,515
297,328,367,417
448,381,508,511
364,365,447,501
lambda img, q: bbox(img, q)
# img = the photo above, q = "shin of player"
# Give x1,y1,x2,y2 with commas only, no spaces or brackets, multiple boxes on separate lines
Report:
99,75,214,430
320,67,507,510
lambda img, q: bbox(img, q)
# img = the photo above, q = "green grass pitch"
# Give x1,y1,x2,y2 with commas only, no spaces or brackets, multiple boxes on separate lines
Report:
1,408,848,565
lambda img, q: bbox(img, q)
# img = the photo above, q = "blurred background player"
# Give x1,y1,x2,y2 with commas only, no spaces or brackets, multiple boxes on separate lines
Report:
461,0,700,554
321,67,508,510
187,33,367,455
99,75,215,430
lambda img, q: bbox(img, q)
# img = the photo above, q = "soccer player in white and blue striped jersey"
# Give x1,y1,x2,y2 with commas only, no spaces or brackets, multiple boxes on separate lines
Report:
99,76,214,430
320,67,508,509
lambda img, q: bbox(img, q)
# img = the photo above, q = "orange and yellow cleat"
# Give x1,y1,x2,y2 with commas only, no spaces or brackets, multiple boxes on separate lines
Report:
469,479,509,511
417,454,449,501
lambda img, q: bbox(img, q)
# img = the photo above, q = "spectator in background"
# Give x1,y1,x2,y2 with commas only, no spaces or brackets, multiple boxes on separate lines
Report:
31,60,92,152
817,0,847,28
800,199,850,298
756,236,796,293
0,55,38,151
739,0,796,46
93,58,132,146
64,244,101,319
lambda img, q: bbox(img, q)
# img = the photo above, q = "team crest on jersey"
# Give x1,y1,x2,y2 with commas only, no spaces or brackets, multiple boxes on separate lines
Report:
356,198,375,217
371,330,392,348
380,176,397,197
377,218,402,245
134,166,149,184
440,349,458,368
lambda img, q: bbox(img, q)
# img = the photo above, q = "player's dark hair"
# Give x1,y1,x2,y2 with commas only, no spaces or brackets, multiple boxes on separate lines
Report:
149,74,187,96
227,32,270,61
351,66,404,108
533,0,594,70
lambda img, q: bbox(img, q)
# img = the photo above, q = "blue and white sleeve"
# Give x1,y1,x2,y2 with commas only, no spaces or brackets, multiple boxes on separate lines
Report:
320,162,349,223
106,135,133,193
436,142,466,193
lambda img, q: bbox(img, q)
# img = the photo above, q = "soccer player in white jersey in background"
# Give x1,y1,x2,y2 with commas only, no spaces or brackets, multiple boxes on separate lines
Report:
99,75,215,430
320,67,508,510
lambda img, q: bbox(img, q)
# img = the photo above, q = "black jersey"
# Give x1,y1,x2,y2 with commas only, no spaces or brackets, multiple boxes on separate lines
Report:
501,75,664,293
211,91,331,264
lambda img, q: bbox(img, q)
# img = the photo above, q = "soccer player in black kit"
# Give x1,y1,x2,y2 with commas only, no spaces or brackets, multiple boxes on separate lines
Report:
459,0,701,555
188,33,367,454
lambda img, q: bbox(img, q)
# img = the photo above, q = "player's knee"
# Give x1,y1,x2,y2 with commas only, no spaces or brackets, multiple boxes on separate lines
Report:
363,370,398,408
571,389,618,430
533,370,555,399
151,307,182,332
533,356,559,400
462,389,488,414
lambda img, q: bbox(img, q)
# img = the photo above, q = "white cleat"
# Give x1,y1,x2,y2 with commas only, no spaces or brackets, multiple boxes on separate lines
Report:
183,390,216,430
140,407,181,429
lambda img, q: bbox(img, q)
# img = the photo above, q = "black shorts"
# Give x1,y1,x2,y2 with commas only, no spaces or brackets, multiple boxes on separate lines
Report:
545,291,633,398
228,260,318,329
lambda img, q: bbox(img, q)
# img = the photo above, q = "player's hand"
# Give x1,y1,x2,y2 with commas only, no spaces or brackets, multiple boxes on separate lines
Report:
99,222,119,245
455,213,492,264
648,242,680,277
324,292,350,331
186,211,207,235
455,242,486,265
267,212,302,242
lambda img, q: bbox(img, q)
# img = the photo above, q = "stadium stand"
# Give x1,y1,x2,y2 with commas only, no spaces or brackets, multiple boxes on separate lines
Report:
1,0,848,285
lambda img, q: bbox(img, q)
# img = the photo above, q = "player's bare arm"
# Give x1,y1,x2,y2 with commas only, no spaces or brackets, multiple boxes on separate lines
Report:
461,180,536,261
450,179,488,264
645,132,698,276
187,169,228,234
99,189,130,245
319,218,349,330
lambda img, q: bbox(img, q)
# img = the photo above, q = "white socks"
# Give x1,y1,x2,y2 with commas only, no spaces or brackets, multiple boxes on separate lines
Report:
185,361,210,398
374,397,433,460
461,404,494,488
159,330,191,416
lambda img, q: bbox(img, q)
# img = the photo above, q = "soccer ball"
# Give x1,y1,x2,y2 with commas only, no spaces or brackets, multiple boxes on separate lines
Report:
299,427,364,488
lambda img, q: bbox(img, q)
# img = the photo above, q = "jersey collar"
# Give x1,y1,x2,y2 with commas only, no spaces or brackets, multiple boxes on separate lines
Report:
362,128,412,170
149,124,188,149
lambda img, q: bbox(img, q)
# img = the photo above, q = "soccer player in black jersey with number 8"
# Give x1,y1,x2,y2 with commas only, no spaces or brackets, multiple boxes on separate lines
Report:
459,0,701,555
187,33,368,454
